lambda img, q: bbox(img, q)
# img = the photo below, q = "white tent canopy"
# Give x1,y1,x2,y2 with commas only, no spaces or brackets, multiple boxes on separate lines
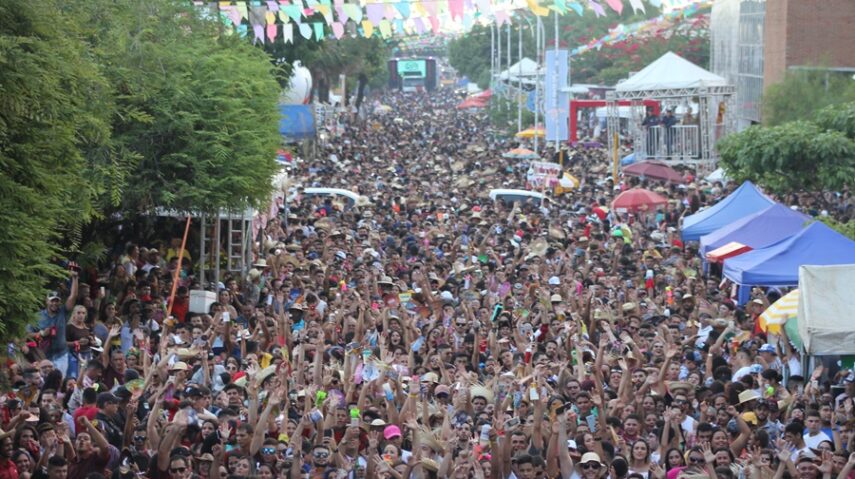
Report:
615,51,729,95
798,265,855,355
499,58,542,81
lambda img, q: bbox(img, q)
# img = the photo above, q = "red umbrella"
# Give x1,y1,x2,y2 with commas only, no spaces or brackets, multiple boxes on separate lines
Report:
623,160,685,184
612,188,668,213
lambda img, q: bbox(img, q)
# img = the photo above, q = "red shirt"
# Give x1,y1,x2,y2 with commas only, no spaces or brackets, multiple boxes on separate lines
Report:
0,458,19,479
73,405,98,435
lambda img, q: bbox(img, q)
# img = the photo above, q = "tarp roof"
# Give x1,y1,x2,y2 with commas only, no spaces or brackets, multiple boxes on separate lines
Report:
615,51,729,93
798,265,855,355
723,222,855,286
279,104,315,140
499,58,541,80
699,203,809,258
681,181,774,241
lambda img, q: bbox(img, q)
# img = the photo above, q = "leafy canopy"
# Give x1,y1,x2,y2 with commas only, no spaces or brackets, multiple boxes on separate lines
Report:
718,103,855,194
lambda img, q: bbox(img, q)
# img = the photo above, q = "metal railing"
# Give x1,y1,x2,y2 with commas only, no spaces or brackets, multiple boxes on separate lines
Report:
637,124,701,161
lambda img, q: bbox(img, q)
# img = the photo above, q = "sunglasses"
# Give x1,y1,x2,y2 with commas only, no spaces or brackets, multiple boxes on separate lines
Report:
673,399,687,405
581,463,601,470
133,436,146,442
170,467,187,474
261,447,276,455
688,457,705,465
314,451,330,459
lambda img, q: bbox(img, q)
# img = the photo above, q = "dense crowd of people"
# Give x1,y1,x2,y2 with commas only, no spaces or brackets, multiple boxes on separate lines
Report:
2,88,854,479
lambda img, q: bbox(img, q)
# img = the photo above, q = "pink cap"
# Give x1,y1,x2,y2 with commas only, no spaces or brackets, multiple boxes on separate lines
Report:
384,425,402,440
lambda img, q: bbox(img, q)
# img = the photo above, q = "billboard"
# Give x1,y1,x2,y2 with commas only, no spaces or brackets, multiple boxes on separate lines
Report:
397,59,427,78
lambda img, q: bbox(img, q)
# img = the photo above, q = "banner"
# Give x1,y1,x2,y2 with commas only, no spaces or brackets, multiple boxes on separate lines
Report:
526,161,563,188
544,49,569,142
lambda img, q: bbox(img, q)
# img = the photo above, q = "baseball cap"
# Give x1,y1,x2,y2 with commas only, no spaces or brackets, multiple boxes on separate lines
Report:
435,385,450,397
758,344,777,355
384,425,402,440
47,291,61,301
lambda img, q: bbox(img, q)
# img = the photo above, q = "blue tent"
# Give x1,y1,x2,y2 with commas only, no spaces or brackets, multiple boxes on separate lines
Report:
699,203,809,258
681,181,773,242
723,221,855,303
279,104,315,140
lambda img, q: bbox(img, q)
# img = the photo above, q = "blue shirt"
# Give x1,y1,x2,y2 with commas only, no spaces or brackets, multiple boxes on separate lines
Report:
35,305,69,358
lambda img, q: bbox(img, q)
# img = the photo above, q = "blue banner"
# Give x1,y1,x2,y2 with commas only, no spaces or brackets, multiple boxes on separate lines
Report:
544,49,569,142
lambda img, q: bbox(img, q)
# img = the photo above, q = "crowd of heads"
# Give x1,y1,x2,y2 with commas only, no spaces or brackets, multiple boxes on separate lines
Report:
1,88,854,479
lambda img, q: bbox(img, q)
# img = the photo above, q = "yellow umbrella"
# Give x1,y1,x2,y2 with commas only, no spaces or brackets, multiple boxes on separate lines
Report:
758,289,799,333
515,126,545,139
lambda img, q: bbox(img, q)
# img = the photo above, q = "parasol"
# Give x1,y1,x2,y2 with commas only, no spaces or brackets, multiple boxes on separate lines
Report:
758,289,799,334
611,188,668,213
515,126,545,138
623,160,685,184
502,148,540,160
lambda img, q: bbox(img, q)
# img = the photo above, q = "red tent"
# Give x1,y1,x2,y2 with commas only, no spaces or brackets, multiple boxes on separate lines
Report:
456,90,491,109
612,188,668,213
623,160,685,184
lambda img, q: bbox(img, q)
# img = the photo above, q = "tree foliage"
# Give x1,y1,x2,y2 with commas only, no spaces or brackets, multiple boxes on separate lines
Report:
762,69,855,126
0,0,282,339
0,1,112,338
718,104,855,194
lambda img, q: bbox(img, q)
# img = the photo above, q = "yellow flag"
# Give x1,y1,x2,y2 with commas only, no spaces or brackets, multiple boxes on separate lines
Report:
527,0,550,16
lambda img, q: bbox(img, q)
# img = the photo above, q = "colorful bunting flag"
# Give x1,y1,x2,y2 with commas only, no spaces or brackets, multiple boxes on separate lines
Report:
267,23,278,41
332,22,345,38
283,22,294,43
588,0,606,17
361,19,374,37
298,22,312,39
312,22,325,40
605,0,622,13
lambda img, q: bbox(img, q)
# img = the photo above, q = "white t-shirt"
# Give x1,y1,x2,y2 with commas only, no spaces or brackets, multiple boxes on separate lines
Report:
803,431,833,449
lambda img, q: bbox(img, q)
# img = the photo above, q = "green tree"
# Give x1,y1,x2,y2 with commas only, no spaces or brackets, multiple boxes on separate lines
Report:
68,0,282,215
0,1,112,338
762,69,855,126
718,115,855,194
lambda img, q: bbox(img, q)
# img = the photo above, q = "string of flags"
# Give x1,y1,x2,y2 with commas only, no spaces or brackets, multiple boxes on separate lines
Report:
193,0,707,42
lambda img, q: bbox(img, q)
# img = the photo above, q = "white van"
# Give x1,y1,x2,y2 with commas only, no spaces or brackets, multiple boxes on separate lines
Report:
489,189,547,205
302,188,367,210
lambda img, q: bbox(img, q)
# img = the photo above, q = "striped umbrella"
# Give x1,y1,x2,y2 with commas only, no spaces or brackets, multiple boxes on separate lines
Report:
502,148,539,160
758,289,799,333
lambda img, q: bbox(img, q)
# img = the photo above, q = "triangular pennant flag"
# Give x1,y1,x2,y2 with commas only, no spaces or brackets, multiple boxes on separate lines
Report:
299,22,312,39
448,0,464,20
267,23,278,41
282,4,302,21
252,23,265,43
366,4,385,24
627,0,644,13
394,2,410,18
422,1,438,18
527,0,550,16
266,11,277,24
361,19,374,37
332,21,345,38
605,0,622,14
278,11,289,22
568,1,583,15
413,16,425,33
234,1,248,20
316,4,332,23
334,0,348,22
588,0,605,17
394,18,404,33
266,1,280,10
429,15,439,33
343,4,362,22
462,12,473,29
283,22,294,43
312,22,324,40
236,23,249,37
224,5,244,25
378,19,392,38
